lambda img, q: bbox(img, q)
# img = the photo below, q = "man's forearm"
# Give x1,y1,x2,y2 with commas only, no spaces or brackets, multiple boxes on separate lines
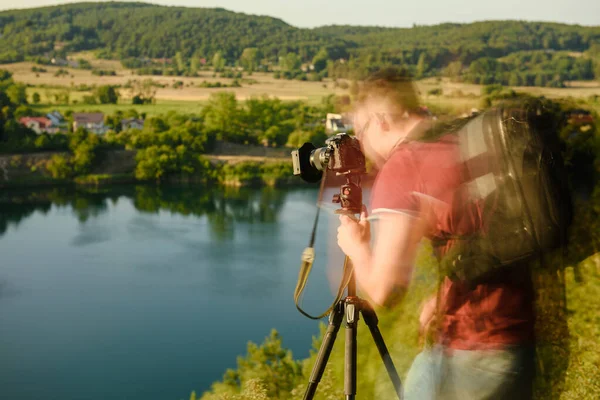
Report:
349,243,409,308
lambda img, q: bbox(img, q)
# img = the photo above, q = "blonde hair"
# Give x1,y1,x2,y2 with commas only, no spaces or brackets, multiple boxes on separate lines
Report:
356,67,421,122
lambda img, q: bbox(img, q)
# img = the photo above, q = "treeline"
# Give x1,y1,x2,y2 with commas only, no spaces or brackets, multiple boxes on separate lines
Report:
462,50,598,87
1,3,600,86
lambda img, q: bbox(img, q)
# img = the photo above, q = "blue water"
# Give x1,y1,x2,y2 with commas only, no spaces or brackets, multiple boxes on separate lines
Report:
0,186,345,400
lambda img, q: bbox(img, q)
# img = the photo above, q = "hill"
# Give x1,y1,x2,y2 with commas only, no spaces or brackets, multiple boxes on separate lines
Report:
0,2,340,63
1,2,600,84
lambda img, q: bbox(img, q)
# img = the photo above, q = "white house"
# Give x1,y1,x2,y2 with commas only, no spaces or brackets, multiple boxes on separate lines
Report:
73,113,108,134
19,117,57,134
121,118,145,131
325,113,353,133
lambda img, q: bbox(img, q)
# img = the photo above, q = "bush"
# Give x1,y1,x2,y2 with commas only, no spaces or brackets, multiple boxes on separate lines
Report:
427,88,443,96
91,69,117,76
46,154,73,179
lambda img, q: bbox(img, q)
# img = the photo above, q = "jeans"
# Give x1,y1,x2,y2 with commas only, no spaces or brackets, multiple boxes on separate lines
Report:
403,345,535,400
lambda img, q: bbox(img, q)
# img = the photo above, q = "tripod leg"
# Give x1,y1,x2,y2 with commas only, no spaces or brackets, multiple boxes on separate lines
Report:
361,301,404,400
303,302,345,400
345,300,359,400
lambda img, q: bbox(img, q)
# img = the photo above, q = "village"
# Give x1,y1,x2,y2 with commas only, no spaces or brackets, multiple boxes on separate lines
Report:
19,111,145,135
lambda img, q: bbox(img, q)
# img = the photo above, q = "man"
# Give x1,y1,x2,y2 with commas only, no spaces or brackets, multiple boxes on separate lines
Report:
336,68,535,399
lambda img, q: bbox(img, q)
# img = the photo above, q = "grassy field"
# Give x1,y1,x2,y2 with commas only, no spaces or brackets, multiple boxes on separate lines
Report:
2,60,348,104
32,99,206,117
3,53,599,116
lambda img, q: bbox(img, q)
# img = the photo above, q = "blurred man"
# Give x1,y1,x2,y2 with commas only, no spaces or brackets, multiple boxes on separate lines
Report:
336,68,535,399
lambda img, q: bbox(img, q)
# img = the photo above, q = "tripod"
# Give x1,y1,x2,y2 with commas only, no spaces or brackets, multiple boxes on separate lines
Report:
302,258,404,400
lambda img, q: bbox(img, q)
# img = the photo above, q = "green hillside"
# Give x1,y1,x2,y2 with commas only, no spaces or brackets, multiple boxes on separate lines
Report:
1,2,600,86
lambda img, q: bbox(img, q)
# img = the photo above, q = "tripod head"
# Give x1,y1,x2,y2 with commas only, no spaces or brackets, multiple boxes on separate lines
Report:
332,172,363,216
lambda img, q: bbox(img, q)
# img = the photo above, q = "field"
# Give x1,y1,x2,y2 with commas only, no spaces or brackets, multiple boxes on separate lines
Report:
32,98,207,117
2,52,600,116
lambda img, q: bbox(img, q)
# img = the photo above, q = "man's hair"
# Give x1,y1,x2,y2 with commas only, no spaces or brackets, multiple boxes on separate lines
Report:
356,66,422,121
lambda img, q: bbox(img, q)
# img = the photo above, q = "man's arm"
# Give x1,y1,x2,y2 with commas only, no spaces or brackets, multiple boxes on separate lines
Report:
338,209,427,308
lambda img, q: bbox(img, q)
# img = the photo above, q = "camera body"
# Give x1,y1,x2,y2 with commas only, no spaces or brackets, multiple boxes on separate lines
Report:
291,133,366,183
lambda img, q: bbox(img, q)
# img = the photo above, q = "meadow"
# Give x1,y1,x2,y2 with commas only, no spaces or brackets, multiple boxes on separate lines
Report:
2,52,599,118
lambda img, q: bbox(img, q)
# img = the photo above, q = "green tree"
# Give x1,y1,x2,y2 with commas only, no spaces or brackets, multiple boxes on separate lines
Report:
32,92,41,104
508,72,523,87
201,330,302,400
312,48,329,73
416,52,430,79
443,61,462,80
46,154,73,179
94,85,119,104
129,79,157,104
6,83,27,105
175,51,186,73
212,52,226,72
190,56,200,75
239,48,261,73
281,53,301,72
202,92,241,142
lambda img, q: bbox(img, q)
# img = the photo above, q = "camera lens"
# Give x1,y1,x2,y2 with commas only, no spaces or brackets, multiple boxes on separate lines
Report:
310,147,330,171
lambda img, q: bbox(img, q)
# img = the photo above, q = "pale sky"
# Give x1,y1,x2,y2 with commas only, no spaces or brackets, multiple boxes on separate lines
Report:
0,0,598,28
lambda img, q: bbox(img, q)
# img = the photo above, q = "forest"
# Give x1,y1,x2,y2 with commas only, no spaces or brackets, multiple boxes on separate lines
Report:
1,3,600,86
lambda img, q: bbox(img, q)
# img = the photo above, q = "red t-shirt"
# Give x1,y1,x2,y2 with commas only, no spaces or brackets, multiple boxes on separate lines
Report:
371,134,534,350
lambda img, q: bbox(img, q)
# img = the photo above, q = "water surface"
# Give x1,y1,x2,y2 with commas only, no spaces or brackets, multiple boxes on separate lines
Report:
0,185,344,400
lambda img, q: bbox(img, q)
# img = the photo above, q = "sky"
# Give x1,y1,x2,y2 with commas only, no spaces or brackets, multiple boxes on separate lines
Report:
0,0,598,28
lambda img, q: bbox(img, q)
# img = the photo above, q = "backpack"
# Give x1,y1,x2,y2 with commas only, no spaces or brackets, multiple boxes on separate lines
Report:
430,98,573,283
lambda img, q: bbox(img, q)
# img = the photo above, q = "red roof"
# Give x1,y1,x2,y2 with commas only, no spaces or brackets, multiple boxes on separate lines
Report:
19,117,52,128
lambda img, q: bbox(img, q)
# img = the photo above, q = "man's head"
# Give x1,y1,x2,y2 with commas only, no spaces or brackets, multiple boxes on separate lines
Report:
353,67,424,168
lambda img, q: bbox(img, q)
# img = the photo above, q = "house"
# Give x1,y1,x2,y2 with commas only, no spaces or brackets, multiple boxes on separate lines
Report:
325,113,353,133
46,111,68,133
19,117,57,134
121,118,145,131
73,113,108,134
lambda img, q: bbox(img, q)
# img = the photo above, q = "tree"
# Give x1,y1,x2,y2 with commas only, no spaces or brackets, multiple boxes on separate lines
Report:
415,52,429,79
212,52,225,72
280,53,301,72
95,85,119,104
508,72,523,87
32,92,41,104
312,48,329,73
239,47,261,73
6,83,27,105
175,51,186,73
202,92,241,142
128,79,157,104
200,330,303,399
190,56,200,75
443,61,462,80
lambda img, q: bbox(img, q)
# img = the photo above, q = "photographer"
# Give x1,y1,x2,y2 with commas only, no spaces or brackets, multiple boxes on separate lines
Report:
337,68,536,400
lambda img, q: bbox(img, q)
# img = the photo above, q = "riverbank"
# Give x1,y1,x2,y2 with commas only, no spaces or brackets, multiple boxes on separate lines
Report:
0,143,301,189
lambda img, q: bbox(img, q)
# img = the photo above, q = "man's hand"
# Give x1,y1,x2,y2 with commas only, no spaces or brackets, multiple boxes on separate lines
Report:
337,206,370,260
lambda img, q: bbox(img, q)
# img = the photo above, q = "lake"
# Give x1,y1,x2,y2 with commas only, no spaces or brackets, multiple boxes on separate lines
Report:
0,185,347,400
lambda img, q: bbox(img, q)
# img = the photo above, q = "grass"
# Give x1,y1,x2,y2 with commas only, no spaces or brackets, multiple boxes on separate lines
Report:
32,99,205,117
3,61,347,104
4,54,598,112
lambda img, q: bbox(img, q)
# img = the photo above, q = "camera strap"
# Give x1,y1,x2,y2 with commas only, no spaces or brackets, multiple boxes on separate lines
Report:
294,172,354,320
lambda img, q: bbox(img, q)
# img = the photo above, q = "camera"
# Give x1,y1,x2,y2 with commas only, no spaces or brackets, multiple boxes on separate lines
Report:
291,133,366,183
291,133,366,214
